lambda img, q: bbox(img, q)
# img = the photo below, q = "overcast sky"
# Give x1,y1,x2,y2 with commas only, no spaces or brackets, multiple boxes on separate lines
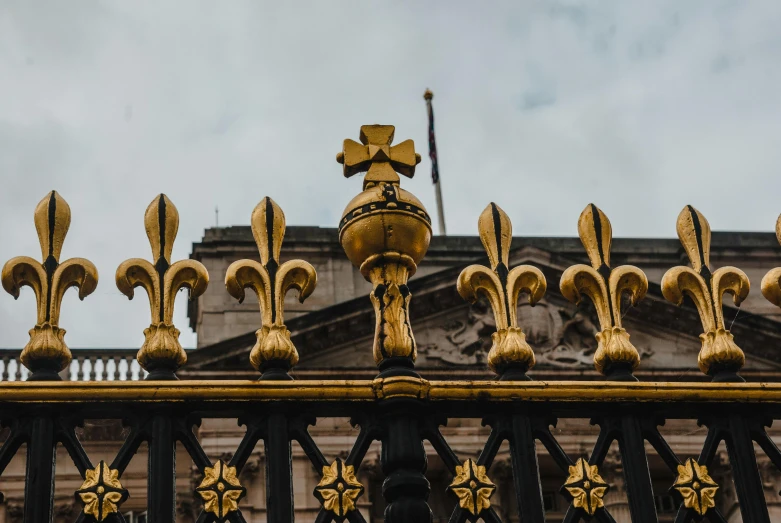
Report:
1,1,780,349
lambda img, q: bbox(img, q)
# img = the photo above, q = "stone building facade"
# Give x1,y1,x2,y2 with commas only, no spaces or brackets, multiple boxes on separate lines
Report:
1,225,781,522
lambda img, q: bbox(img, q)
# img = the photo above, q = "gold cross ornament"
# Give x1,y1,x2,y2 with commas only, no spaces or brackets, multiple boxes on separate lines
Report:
337,125,421,189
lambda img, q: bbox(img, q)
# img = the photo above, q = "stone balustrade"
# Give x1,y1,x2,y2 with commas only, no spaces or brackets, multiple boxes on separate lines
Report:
0,349,148,381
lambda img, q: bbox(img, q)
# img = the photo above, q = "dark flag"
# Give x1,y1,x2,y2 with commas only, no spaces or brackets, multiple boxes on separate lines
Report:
424,89,439,184
424,89,446,235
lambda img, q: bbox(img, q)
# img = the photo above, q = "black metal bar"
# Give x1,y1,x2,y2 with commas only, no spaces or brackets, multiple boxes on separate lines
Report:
23,415,56,523
56,419,93,476
707,508,729,523
380,401,432,523
227,510,248,523
229,419,264,473
176,419,211,471
724,414,770,522
111,424,146,474
148,413,176,523
672,507,689,523
475,426,504,470
422,425,460,472
697,425,723,467
264,412,294,523
0,426,24,478
314,510,334,523
617,416,658,523
644,426,681,471
594,508,618,523
345,422,378,468
751,423,781,471
290,419,329,470
589,422,616,466
535,424,574,472
480,509,503,523
507,415,546,523
561,506,580,523
345,510,368,523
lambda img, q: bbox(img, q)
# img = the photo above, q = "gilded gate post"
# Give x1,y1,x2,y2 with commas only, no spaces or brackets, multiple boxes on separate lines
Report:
337,124,431,377
338,125,433,522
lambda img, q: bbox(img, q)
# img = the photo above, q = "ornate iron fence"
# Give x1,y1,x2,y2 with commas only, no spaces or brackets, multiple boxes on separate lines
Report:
1,125,781,522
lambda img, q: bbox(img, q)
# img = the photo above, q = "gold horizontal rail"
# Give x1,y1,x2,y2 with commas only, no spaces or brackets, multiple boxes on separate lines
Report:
0,378,779,404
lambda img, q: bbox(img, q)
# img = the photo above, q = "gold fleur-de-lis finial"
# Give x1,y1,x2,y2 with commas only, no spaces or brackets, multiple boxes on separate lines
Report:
1,191,98,380
457,203,546,379
761,215,781,311
560,204,648,380
336,124,421,189
116,194,209,379
225,197,317,378
662,206,749,381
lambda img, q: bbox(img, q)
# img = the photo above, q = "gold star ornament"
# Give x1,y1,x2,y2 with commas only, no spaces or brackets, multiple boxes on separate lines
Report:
562,458,609,516
75,461,128,521
314,459,364,517
195,460,246,520
673,458,719,515
447,459,496,516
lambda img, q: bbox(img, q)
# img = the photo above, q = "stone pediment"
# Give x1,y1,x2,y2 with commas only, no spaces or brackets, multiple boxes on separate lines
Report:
183,246,781,379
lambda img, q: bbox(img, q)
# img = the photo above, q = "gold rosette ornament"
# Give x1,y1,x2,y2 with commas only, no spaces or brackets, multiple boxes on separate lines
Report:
313,459,364,517
457,203,546,378
560,205,648,380
195,460,246,520
116,195,209,379
225,197,317,378
2,191,98,380
562,458,609,515
75,461,128,521
447,459,496,516
662,206,749,381
672,458,719,515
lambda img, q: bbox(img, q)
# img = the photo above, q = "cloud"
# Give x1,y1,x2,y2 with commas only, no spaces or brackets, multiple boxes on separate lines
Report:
0,0,780,348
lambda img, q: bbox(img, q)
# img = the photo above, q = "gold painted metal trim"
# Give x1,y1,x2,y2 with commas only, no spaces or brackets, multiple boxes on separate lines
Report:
0,380,780,403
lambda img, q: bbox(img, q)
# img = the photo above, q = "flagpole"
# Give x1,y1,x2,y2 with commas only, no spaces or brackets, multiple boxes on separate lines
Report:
424,89,447,236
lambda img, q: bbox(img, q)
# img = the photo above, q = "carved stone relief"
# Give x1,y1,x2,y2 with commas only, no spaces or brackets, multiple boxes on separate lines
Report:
420,299,653,369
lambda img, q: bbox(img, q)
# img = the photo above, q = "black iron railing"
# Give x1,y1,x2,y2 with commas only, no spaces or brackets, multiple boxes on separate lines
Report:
2,125,781,522
0,380,780,522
